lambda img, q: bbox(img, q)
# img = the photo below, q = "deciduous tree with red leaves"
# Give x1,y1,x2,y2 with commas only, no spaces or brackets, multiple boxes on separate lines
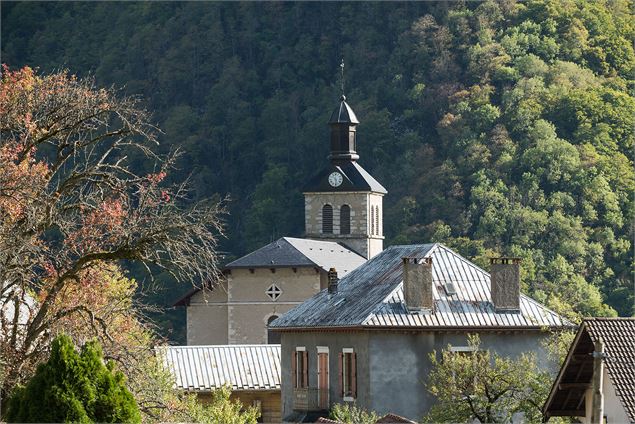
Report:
0,66,224,419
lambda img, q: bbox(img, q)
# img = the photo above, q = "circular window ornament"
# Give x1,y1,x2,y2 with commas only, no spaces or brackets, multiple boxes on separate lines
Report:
266,283,282,301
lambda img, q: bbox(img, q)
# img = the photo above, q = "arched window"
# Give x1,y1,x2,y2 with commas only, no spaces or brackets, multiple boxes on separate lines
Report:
322,204,333,234
267,315,281,344
340,205,351,235
375,205,380,236
370,206,375,235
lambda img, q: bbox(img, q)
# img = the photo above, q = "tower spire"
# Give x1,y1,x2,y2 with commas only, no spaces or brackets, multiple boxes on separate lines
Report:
340,58,345,98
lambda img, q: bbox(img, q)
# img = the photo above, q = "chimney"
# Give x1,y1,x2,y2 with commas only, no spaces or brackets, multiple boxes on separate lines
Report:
402,257,433,311
328,268,339,294
490,257,521,311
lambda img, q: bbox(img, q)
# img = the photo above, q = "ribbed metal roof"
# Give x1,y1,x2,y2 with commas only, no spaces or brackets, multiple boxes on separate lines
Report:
157,345,281,392
270,244,571,330
225,237,365,276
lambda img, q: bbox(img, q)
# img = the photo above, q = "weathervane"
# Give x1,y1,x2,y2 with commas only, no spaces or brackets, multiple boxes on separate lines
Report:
340,58,345,98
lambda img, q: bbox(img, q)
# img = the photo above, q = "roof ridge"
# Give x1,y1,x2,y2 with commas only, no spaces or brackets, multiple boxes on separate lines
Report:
284,237,319,267
224,237,290,266
584,316,635,321
160,344,281,349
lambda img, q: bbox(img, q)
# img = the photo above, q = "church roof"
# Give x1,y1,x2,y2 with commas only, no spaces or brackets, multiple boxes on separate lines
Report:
173,237,365,307
329,95,359,124
303,161,387,194
225,237,365,276
270,243,572,330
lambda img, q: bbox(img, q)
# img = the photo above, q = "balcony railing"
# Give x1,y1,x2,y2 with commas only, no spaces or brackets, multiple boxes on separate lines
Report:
293,388,329,411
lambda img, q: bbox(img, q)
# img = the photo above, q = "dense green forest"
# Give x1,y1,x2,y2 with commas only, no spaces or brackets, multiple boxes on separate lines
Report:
2,0,633,340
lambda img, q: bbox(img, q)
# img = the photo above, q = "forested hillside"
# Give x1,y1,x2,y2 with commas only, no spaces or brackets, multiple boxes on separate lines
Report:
2,0,633,338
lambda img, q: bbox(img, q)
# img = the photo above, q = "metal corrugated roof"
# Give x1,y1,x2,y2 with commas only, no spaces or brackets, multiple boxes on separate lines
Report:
225,237,365,276
157,345,281,392
270,244,571,330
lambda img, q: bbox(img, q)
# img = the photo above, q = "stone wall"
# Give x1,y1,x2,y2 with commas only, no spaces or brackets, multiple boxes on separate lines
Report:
304,191,384,258
186,267,323,345
186,281,229,345
280,330,556,421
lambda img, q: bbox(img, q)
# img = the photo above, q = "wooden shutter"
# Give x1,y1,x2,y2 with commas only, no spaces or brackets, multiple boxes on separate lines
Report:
292,351,297,388
338,352,343,397
351,352,357,398
302,351,309,388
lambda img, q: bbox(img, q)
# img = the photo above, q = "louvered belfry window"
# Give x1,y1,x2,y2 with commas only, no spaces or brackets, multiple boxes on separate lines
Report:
322,204,333,234
340,205,351,235
370,206,375,235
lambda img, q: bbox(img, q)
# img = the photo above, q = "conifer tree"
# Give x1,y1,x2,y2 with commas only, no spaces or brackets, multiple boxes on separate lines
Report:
5,334,140,423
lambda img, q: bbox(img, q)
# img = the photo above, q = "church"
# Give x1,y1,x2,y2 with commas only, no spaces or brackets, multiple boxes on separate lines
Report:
175,95,386,346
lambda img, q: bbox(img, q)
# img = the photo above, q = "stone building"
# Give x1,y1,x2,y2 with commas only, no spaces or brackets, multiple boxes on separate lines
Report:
269,243,572,421
175,96,384,345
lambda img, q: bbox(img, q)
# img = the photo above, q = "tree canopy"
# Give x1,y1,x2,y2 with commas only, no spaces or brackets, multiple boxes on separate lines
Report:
6,334,140,423
424,334,553,423
2,0,632,339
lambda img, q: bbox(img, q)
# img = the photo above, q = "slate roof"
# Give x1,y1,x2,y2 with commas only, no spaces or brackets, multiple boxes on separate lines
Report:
270,243,571,330
157,345,281,392
225,237,365,276
543,318,635,422
173,237,365,306
303,161,387,194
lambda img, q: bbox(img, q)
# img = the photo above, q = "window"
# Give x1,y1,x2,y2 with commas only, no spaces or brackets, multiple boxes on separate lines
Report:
265,283,282,301
447,346,483,394
267,315,280,344
292,347,308,389
339,348,356,400
370,206,375,235
340,205,351,235
375,206,380,236
322,204,333,234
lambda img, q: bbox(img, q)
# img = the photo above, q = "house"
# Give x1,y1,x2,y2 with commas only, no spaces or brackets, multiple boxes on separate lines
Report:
174,238,365,345
158,344,282,423
269,243,572,421
543,317,634,423
175,95,385,346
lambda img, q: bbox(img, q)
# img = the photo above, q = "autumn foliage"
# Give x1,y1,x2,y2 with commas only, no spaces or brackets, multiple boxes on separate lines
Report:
0,66,224,419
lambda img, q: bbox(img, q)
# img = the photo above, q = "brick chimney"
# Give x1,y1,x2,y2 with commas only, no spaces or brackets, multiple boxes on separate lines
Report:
328,268,339,294
402,257,433,311
490,257,521,311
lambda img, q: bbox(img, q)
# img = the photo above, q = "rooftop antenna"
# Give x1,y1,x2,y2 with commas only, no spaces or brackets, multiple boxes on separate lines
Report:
340,58,345,99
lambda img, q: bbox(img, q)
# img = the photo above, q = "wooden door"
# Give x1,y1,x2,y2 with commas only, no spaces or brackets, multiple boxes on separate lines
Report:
317,352,329,409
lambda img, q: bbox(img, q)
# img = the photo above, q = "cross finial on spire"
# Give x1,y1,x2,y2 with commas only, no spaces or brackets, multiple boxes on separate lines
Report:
340,58,345,99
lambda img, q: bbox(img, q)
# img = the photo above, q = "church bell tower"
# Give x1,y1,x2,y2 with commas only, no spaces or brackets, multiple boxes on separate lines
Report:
303,96,386,259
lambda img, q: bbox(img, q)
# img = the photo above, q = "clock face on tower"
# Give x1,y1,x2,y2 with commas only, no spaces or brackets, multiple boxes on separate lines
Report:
328,172,343,187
